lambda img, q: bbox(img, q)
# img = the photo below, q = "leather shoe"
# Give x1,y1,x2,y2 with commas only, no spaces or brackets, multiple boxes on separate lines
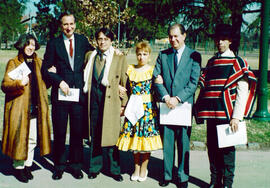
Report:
112,174,123,182
71,169,83,179
88,172,99,179
177,181,188,188
24,166,33,180
159,179,170,187
52,169,64,180
209,181,223,188
15,169,28,183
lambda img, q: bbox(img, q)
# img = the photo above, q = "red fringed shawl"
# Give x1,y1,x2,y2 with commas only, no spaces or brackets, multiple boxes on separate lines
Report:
196,55,257,121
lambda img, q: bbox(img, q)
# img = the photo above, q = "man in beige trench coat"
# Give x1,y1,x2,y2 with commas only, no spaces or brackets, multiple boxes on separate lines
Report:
83,27,128,182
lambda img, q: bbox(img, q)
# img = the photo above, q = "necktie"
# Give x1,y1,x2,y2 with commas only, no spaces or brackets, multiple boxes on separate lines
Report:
174,50,178,73
96,53,105,77
69,39,73,58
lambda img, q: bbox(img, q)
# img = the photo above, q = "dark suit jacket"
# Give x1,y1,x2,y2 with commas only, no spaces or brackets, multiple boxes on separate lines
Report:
41,33,93,104
153,46,201,105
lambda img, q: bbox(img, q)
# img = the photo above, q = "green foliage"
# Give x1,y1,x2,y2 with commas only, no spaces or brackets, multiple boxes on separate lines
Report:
34,0,62,39
125,0,182,41
177,0,262,53
0,0,26,48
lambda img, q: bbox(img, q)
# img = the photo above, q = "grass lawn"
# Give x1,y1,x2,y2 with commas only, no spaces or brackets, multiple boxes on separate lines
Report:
191,119,270,145
0,48,270,145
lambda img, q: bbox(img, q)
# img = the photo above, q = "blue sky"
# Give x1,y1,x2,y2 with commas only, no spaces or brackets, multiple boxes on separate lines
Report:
25,0,39,16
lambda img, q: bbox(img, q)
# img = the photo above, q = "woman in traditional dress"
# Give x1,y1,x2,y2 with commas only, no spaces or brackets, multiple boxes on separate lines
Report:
117,41,162,182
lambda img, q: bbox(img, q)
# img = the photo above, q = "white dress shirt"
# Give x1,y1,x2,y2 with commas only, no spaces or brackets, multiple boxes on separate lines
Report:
174,45,185,65
63,34,75,70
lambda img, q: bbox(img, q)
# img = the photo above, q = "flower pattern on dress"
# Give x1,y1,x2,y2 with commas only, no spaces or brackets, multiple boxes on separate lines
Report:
117,65,162,152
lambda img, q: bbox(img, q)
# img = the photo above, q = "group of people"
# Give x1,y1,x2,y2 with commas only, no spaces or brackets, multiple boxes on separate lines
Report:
1,12,256,188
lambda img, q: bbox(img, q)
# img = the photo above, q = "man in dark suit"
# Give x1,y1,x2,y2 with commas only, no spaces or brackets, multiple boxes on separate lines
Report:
153,23,201,188
41,12,93,180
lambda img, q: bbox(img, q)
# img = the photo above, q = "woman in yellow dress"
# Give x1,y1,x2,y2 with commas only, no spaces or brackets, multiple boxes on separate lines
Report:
117,41,162,182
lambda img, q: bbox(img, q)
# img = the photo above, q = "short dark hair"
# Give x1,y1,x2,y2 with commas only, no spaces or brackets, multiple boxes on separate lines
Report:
168,23,186,35
14,33,40,51
95,28,114,41
59,12,75,24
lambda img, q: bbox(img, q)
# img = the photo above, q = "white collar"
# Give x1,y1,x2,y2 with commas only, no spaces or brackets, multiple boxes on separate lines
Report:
174,45,185,54
63,34,74,41
101,46,113,57
220,49,235,57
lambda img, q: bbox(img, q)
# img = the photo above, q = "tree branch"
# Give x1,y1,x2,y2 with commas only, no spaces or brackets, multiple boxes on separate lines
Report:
243,9,261,14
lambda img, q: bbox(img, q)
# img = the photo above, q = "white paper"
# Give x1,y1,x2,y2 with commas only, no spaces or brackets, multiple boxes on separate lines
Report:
58,88,80,102
124,95,144,125
8,62,31,80
160,102,192,126
217,121,247,148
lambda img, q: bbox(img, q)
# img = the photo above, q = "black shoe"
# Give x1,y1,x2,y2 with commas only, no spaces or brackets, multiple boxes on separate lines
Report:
88,172,99,179
177,181,188,188
209,181,223,188
24,166,33,180
15,169,28,183
159,179,170,187
112,174,123,182
52,169,64,180
71,169,83,179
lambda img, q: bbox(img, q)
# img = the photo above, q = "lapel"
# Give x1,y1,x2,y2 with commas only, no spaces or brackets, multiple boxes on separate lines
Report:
175,46,189,75
57,35,71,69
107,52,117,82
166,48,175,78
73,34,80,71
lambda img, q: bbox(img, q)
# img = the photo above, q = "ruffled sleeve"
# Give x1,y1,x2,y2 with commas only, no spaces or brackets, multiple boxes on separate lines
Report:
127,65,154,82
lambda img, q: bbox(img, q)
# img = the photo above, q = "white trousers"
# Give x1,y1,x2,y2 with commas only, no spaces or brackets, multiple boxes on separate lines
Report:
13,118,37,169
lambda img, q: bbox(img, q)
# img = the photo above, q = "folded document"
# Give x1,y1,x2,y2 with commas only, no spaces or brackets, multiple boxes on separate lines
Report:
58,88,80,102
8,62,31,80
160,102,192,126
217,121,247,148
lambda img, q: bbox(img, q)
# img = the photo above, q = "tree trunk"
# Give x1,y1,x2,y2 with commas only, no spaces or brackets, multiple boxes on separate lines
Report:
230,0,243,55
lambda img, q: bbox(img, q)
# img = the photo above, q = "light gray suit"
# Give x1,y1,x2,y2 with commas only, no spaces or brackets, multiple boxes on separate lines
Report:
153,46,201,183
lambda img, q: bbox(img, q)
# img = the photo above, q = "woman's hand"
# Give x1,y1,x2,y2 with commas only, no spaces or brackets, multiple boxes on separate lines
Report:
21,76,29,86
48,66,56,73
154,75,164,84
115,48,123,56
119,85,127,99
120,106,125,116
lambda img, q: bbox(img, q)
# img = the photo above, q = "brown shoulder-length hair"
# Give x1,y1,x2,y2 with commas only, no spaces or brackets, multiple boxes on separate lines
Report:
14,33,40,51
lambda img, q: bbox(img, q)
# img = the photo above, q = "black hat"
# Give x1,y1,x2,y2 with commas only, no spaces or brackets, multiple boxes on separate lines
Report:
212,24,233,39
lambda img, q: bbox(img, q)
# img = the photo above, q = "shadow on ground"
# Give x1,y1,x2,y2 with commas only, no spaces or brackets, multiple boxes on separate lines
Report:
0,141,209,187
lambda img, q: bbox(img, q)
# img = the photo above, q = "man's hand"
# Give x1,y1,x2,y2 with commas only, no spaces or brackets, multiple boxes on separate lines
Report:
154,75,164,84
48,66,57,73
59,81,70,96
119,85,127,99
21,76,29,86
230,118,239,133
164,95,171,108
168,97,179,109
